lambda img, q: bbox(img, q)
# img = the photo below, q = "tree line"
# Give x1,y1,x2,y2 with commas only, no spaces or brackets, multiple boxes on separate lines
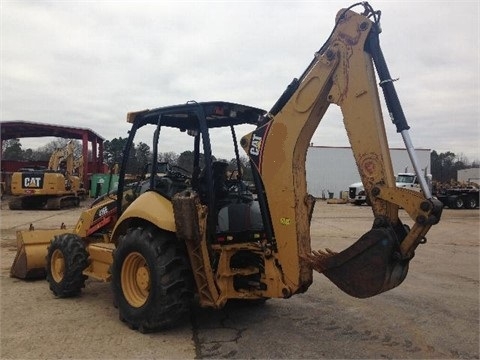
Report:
2,138,478,184
1,137,254,180
430,151,479,183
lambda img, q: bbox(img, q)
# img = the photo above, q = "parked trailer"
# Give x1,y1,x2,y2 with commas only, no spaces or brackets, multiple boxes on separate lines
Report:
435,186,479,209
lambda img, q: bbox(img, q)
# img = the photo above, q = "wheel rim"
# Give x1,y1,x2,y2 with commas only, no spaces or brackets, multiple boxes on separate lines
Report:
121,252,150,308
51,249,65,283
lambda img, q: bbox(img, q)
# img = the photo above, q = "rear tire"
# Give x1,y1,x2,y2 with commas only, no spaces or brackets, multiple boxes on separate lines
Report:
465,196,478,209
46,233,88,297
453,196,465,209
111,226,194,332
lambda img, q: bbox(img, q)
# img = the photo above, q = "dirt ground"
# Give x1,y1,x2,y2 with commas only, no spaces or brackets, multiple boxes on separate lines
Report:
0,196,478,359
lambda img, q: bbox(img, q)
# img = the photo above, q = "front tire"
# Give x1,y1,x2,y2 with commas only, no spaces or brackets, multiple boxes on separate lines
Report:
46,233,89,297
111,226,194,333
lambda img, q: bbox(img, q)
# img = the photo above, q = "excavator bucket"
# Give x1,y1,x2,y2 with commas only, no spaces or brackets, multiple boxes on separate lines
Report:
306,227,410,298
10,228,72,279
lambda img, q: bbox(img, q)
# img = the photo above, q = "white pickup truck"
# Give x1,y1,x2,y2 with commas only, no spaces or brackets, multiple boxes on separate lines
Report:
348,173,423,205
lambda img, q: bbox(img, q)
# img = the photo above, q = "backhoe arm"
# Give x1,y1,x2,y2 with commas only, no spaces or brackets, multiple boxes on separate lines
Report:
241,3,442,298
48,141,75,172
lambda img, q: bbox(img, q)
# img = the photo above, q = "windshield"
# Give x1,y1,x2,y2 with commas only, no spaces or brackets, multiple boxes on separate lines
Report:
117,121,258,187
396,174,416,184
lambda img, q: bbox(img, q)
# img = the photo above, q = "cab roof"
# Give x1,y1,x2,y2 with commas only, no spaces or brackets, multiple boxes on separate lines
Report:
127,101,266,130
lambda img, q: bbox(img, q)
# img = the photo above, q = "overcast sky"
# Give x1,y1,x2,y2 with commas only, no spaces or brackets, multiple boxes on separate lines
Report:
1,1,479,163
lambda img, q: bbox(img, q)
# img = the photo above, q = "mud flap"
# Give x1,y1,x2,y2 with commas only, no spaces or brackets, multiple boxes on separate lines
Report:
309,227,410,298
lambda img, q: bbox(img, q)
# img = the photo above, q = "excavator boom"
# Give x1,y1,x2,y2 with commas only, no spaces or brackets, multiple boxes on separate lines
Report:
241,3,442,297
48,141,75,171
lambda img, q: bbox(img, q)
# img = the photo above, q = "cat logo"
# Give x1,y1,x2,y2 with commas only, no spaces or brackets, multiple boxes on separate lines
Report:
22,175,43,188
247,122,272,172
24,177,41,187
249,134,263,156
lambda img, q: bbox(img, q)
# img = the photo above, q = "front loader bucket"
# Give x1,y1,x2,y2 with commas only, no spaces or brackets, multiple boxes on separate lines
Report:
307,227,410,298
10,229,72,279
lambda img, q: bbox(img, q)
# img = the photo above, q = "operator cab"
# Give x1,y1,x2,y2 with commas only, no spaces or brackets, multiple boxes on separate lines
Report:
117,101,268,243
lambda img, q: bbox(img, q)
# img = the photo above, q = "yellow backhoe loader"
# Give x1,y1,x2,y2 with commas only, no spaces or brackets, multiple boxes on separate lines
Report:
10,3,442,333
9,140,86,210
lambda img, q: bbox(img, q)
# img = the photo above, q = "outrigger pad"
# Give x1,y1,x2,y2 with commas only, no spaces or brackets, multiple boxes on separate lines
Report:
320,227,410,298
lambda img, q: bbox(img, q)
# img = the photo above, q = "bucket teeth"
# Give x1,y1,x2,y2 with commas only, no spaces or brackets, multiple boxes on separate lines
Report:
304,227,411,298
303,248,337,273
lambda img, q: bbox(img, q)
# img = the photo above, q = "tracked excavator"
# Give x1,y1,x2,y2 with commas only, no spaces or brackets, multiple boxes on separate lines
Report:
9,141,86,210
10,3,442,332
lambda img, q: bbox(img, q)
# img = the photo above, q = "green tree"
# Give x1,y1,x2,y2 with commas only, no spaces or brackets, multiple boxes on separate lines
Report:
104,137,128,166
227,156,253,181
177,151,195,172
23,148,34,161
177,151,212,173
2,139,23,160
431,150,474,183
35,139,81,161
2,138,83,162
135,142,151,171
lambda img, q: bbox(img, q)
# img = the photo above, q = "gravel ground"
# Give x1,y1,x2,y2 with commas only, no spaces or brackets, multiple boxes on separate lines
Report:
1,197,478,359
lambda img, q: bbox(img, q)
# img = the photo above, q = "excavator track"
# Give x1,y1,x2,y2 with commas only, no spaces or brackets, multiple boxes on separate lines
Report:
8,197,23,210
9,195,81,210
46,196,80,210
8,196,48,210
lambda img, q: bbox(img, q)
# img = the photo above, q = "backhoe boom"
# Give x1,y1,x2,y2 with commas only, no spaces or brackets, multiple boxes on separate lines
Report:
241,3,442,297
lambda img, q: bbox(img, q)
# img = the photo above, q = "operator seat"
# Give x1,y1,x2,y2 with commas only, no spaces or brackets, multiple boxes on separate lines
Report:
197,161,229,206
212,161,229,202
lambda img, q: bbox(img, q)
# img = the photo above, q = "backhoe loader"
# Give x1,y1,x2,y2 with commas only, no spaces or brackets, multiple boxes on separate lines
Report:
10,3,442,332
9,140,87,210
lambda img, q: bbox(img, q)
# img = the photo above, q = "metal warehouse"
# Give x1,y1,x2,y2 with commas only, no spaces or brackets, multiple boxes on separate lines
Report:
457,168,480,184
306,146,431,199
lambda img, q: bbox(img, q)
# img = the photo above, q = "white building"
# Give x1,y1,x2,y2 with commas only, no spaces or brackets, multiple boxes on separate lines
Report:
457,168,480,184
306,146,431,198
